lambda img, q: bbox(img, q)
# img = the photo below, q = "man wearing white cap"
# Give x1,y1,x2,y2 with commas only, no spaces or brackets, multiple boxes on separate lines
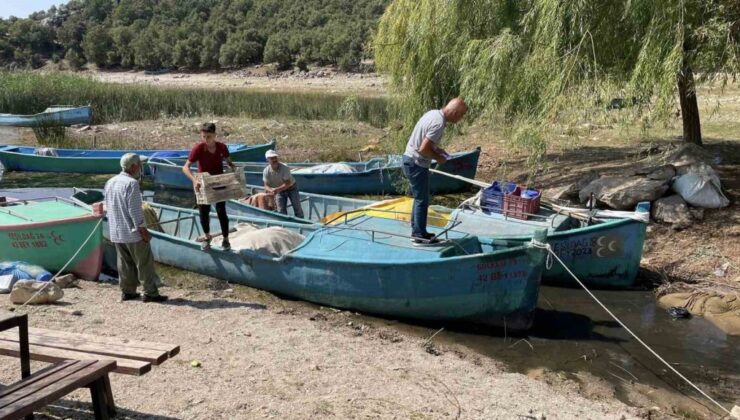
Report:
104,153,167,302
263,150,304,218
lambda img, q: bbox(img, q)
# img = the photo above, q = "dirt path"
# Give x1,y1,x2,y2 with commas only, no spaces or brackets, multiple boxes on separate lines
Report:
0,283,639,419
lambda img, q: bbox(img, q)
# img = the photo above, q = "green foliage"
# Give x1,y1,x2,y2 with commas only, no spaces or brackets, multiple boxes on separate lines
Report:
375,0,739,172
0,0,390,70
338,95,362,121
64,48,86,70
0,71,390,127
263,34,293,70
81,25,114,67
132,23,174,69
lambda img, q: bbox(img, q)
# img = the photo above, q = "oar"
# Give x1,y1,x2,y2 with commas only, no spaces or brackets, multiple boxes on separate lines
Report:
429,168,596,223
429,168,488,188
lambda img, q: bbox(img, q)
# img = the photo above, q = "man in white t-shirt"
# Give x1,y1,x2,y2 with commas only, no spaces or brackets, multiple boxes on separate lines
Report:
262,150,305,218
402,97,468,244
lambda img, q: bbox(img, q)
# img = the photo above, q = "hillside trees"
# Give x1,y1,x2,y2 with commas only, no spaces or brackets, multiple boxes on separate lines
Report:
0,0,389,71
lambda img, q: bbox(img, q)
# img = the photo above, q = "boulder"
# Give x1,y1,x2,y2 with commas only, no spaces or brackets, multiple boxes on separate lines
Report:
10,280,63,305
546,172,599,201
688,207,704,221
543,185,573,201
652,195,692,228
645,165,676,182
579,176,669,210
53,273,79,289
661,143,714,166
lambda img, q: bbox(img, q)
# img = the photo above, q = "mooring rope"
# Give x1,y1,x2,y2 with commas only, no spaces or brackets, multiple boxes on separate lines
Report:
529,239,732,416
17,217,104,310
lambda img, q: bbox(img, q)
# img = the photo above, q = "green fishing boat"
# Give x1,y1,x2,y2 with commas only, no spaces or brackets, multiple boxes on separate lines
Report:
0,197,104,281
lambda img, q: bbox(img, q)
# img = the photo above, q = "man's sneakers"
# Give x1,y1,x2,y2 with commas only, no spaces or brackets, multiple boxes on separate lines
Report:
221,239,231,251
411,232,440,246
122,292,168,303
142,294,169,303
121,292,141,301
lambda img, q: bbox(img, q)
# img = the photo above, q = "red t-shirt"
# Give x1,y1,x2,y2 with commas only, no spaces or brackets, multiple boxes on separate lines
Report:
188,142,230,175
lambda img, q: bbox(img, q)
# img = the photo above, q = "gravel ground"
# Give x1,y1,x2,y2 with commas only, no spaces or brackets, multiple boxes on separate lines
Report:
0,283,638,419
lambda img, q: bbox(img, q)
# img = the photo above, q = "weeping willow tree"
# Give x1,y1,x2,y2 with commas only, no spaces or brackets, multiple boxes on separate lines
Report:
375,0,739,148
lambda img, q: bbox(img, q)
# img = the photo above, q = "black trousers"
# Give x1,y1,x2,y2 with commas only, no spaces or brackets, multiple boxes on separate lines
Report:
198,202,229,239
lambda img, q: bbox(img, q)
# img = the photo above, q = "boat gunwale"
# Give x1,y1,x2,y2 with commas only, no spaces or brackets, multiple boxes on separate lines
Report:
148,202,542,267
0,140,275,159
0,195,101,229
0,106,91,119
0,212,102,230
147,148,481,177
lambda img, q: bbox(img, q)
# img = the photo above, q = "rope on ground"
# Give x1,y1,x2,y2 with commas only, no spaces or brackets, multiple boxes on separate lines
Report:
17,218,104,310
529,239,732,417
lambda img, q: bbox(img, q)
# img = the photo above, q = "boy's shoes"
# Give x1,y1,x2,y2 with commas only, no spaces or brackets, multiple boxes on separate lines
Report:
200,240,211,251
221,239,231,251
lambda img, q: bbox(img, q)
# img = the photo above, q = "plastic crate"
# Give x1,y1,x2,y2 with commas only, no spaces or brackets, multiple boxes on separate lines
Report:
503,188,541,220
480,181,518,214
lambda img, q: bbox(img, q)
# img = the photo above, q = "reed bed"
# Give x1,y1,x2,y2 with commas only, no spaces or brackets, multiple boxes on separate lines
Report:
0,71,389,127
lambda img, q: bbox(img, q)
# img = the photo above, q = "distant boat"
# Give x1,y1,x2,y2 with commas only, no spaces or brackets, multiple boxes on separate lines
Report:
143,68,172,76
148,148,481,194
0,196,104,281
0,106,92,127
87,198,548,330
0,140,275,174
223,186,650,289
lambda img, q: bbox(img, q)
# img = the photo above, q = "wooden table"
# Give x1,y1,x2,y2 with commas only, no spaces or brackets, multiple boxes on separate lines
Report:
0,326,180,376
0,314,118,419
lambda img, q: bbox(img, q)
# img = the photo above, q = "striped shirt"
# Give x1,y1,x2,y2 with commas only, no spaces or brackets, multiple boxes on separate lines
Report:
104,172,145,243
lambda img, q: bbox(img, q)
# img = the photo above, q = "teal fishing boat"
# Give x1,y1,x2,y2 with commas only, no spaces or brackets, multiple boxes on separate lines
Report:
0,106,92,127
0,140,275,174
222,187,649,288
147,148,481,194
0,196,104,281
71,194,546,329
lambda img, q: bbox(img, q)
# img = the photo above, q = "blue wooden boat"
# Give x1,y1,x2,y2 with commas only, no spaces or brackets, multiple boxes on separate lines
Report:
221,186,650,289
0,106,92,127
0,140,275,174
147,148,481,194
63,190,547,330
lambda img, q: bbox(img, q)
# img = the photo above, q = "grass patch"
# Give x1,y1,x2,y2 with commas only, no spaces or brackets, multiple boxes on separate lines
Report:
0,71,390,127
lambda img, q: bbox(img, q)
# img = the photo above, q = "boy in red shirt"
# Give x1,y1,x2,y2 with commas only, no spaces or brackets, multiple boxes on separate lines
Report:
183,123,236,251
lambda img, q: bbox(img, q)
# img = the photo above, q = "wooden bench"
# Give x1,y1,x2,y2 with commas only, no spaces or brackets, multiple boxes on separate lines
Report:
0,314,117,419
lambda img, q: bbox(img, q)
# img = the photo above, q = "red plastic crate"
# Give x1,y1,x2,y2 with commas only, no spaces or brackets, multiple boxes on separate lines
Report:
503,187,541,220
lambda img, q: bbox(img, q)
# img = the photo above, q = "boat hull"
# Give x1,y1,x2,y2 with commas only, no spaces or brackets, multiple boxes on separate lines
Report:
223,192,649,288
0,141,274,173
152,234,542,329
512,218,647,288
0,106,92,127
103,203,545,330
148,149,481,195
0,209,103,281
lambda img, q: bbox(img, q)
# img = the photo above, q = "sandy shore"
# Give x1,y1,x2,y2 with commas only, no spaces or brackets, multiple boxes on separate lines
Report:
0,282,638,419
88,67,387,96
